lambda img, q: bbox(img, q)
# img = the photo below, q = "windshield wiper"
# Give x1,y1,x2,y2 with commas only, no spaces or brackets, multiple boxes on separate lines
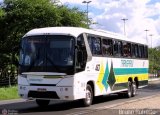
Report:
26,56,37,72
46,54,61,72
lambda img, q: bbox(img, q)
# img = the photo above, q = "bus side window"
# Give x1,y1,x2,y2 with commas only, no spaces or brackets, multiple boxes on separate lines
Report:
113,40,122,57
140,45,145,58
113,41,118,56
138,45,143,58
144,46,148,58
87,36,102,56
102,38,113,56
128,43,131,57
123,42,131,57
135,44,139,58
131,44,136,58
119,41,123,56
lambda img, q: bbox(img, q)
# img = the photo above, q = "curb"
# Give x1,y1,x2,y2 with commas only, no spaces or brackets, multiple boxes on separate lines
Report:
148,78,160,82
0,99,26,105
97,94,160,110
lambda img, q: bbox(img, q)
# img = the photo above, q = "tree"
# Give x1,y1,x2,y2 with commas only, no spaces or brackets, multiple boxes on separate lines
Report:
0,0,87,52
149,48,160,77
0,0,87,81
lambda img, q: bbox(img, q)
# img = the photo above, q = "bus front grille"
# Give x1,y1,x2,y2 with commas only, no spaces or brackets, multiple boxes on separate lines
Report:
28,91,59,99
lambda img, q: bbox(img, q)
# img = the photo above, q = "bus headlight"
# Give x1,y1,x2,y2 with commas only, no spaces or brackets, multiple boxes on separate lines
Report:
20,86,26,90
21,74,27,78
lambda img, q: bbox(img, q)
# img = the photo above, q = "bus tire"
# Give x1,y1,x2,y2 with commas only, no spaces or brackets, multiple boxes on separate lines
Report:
126,81,132,98
36,99,50,107
82,84,93,107
131,82,137,97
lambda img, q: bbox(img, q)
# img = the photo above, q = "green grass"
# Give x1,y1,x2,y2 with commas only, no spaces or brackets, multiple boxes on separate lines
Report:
0,86,20,100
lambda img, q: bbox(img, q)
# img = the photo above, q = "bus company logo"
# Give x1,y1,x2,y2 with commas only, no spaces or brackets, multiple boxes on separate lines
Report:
2,109,8,115
121,60,133,67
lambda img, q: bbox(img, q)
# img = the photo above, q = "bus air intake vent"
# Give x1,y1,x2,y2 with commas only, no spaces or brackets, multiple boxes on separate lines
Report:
28,91,59,99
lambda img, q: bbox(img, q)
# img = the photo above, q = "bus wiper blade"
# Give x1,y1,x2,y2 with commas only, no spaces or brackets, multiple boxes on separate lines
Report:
26,57,36,72
46,55,60,72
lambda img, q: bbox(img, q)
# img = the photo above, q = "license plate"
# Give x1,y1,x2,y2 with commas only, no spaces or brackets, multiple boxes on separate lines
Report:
37,88,47,92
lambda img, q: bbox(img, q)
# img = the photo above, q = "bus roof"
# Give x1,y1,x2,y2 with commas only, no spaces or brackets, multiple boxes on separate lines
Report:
24,27,147,45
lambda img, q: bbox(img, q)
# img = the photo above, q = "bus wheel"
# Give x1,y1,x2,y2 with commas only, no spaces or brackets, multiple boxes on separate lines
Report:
36,99,50,107
82,84,93,107
126,81,132,98
131,82,137,97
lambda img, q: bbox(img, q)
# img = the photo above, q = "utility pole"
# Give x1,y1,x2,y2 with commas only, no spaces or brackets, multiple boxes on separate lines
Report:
144,29,149,46
149,34,153,48
121,18,128,36
82,1,92,28
149,34,154,78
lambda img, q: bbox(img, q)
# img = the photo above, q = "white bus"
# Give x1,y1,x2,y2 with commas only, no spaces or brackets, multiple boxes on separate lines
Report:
18,27,148,107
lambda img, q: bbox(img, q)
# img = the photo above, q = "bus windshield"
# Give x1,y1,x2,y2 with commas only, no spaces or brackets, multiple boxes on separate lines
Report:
19,35,75,74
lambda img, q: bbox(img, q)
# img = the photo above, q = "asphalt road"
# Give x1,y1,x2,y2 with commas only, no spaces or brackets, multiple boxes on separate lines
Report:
0,80,160,115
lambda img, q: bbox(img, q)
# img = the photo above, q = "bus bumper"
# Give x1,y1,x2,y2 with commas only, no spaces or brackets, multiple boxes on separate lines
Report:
18,85,77,100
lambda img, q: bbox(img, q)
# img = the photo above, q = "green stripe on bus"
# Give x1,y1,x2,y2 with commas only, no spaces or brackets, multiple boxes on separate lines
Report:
114,68,148,75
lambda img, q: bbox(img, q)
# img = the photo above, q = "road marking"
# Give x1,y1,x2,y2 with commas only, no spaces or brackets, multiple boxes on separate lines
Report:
66,94,160,115
97,94,160,110
66,110,97,115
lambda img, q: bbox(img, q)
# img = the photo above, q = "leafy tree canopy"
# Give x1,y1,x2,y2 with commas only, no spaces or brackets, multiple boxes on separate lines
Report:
0,0,87,76
0,0,87,53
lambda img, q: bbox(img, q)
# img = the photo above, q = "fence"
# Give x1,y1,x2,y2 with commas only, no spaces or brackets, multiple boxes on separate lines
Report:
0,72,17,87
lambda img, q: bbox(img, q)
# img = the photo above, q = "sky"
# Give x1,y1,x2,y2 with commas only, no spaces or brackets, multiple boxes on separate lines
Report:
60,0,160,47
0,0,160,47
